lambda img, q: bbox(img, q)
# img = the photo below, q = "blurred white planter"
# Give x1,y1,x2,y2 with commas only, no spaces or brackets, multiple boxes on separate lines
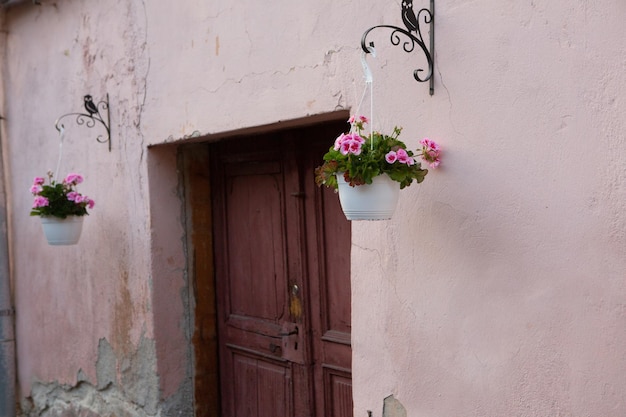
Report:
40,215,84,245
336,173,400,221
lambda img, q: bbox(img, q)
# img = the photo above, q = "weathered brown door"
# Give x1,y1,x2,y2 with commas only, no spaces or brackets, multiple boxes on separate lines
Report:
211,122,352,417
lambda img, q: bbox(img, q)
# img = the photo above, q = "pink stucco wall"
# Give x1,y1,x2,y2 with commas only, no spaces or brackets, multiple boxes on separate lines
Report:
4,0,162,408
351,2,626,416
2,0,626,416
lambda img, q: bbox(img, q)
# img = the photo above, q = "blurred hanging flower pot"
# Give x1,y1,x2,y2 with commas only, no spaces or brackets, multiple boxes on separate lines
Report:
315,115,441,221
30,172,95,245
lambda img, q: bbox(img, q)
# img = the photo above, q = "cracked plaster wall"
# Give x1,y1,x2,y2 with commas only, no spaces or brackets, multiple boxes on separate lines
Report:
3,0,187,416
3,0,626,417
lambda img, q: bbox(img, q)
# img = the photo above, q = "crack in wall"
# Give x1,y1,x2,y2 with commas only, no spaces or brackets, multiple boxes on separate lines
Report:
436,58,461,136
201,45,354,95
136,0,149,167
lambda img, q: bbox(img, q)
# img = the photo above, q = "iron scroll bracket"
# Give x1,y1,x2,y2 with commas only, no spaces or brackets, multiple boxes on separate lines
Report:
361,0,435,95
55,94,112,152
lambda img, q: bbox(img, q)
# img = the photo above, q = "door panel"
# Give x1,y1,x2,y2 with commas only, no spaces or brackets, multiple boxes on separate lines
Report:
320,185,352,337
213,137,307,417
232,351,291,417
304,137,353,417
225,169,285,319
325,367,353,417
210,122,352,417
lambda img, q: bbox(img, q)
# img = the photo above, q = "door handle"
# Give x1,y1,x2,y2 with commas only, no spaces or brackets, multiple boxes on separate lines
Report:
278,326,298,337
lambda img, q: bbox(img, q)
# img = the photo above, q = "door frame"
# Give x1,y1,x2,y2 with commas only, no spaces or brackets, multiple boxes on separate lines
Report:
180,112,352,417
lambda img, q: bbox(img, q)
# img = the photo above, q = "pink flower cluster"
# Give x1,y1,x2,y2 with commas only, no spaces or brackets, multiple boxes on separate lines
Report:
385,148,415,166
334,132,366,156
30,176,45,195
64,173,84,185
420,138,441,168
30,173,95,210
32,196,48,208
67,191,95,208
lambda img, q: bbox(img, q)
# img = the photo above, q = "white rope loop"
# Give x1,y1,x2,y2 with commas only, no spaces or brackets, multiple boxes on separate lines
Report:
358,46,376,150
54,125,65,182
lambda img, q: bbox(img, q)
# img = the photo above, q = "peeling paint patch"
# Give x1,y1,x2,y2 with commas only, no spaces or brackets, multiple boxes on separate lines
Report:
96,338,116,390
20,380,154,417
383,395,407,417
19,335,160,417
120,335,159,415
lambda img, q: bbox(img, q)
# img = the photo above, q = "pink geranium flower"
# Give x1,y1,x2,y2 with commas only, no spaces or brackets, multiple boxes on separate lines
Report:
339,140,351,155
33,196,49,208
396,148,410,164
333,133,345,151
338,133,364,156
33,177,45,186
348,115,368,124
420,138,441,168
420,138,440,151
348,115,369,132
385,151,397,164
64,173,84,185
387,148,416,166
348,140,362,155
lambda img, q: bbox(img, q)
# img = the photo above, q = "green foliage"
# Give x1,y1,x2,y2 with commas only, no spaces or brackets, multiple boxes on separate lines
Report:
30,173,92,218
315,125,429,190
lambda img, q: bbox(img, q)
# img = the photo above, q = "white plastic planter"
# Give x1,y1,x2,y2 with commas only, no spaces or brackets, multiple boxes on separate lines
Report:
40,215,84,245
336,173,400,221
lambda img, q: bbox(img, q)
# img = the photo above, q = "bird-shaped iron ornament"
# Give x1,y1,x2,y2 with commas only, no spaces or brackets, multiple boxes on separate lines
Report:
54,94,112,151
401,0,419,33
361,0,435,94
84,95,99,116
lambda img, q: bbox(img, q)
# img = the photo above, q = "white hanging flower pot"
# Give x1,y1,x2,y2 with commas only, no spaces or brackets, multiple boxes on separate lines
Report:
314,115,442,221
30,172,95,246
336,173,400,221
40,215,84,245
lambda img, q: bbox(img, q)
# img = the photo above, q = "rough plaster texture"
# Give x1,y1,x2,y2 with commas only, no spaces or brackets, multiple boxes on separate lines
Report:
19,335,158,417
3,0,183,415
1,0,626,416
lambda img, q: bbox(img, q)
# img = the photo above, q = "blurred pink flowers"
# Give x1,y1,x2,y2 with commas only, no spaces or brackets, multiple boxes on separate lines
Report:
63,173,84,185
32,196,49,208
29,172,94,218
419,138,441,168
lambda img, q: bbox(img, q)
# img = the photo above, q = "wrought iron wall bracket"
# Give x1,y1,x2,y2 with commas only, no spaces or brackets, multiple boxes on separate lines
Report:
361,0,435,95
55,94,112,152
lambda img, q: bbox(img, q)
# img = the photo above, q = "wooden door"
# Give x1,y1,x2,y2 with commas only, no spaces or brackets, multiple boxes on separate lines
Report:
210,122,352,417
